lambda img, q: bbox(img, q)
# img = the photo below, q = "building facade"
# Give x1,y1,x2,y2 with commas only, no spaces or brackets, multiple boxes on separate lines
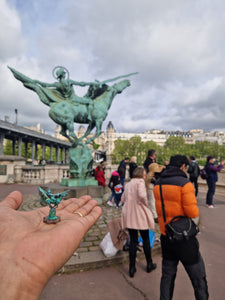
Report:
54,122,225,156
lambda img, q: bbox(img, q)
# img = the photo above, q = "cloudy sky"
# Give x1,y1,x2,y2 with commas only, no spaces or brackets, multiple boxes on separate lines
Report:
2,0,225,136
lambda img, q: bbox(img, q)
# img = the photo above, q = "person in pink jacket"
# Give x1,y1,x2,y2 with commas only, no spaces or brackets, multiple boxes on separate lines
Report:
121,167,157,278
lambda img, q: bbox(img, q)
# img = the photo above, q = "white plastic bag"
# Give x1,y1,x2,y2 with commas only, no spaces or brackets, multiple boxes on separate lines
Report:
100,232,119,257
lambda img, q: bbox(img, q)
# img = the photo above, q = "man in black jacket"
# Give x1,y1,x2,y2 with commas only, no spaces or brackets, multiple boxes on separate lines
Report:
118,157,129,186
143,149,156,171
188,156,200,197
205,156,224,208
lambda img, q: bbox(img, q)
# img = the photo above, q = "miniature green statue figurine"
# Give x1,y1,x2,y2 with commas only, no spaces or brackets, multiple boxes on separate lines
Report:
39,187,69,224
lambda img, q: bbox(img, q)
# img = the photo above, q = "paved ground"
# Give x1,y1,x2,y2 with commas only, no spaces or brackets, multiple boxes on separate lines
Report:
39,191,225,300
0,183,40,200
1,184,225,299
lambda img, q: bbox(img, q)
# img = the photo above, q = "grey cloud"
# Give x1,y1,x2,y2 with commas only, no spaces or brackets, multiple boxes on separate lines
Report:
0,1,25,60
2,0,225,136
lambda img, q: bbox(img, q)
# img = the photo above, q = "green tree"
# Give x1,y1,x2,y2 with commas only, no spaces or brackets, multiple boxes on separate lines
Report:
128,136,142,157
111,139,129,164
112,138,159,165
164,136,185,153
4,140,12,155
112,135,225,167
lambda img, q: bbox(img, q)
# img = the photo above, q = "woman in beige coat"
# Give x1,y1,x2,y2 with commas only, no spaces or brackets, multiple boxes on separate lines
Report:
121,167,157,278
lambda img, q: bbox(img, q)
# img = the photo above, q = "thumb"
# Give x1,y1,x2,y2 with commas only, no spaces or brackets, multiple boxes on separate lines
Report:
0,191,23,210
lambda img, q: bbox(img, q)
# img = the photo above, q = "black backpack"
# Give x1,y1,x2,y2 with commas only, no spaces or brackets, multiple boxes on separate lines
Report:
189,162,200,179
200,168,208,180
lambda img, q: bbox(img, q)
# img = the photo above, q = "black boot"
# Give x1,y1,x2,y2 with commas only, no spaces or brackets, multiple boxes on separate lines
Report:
129,244,137,278
147,262,157,273
129,266,137,278
142,235,157,273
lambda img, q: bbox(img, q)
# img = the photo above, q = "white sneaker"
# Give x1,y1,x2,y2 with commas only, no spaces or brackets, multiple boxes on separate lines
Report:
208,205,214,208
107,201,113,207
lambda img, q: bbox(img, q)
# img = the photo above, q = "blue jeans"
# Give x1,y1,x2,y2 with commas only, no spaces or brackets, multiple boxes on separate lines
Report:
109,191,115,202
206,181,216,205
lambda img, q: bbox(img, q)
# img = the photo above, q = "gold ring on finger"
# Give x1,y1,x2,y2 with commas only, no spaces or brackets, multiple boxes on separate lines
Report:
74,211,83,217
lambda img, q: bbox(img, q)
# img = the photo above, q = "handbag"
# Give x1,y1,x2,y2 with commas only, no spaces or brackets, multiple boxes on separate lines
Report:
100,232,119,257
159,181,199,242
165,215,199,242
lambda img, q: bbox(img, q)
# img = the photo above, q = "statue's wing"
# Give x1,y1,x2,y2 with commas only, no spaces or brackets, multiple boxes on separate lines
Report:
60,190,70,197
39,187,50,200
8,66,64,106
8,66,34,85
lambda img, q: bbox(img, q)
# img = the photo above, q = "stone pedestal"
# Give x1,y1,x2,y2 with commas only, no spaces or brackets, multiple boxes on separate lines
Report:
61,177,98,187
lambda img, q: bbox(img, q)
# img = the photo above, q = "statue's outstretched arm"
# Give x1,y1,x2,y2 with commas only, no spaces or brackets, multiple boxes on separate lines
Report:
95,72,138,85
70,80,97,87
34,80,57,88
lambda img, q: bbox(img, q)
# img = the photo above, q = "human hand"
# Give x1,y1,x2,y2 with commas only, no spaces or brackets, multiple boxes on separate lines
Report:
0,191,102,300
164,160,169,166
220,160,224,166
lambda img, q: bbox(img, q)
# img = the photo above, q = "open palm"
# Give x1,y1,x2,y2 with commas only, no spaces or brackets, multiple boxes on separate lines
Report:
0,191,102,299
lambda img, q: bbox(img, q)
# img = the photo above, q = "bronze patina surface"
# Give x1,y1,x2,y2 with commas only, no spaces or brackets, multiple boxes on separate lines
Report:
9,66,137,186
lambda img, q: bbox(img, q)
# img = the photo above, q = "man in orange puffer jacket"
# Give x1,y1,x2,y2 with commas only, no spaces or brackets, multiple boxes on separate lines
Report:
153,155,209,300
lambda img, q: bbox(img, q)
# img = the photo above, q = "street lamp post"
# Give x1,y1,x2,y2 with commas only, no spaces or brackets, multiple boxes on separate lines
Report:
15,108,18,125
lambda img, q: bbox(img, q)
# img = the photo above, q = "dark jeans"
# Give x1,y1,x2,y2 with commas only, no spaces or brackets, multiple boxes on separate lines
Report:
190,177,198,196
160,235,209,300
114,193,122,207
206,181,216,205
128,229,152,268
120,178,125,187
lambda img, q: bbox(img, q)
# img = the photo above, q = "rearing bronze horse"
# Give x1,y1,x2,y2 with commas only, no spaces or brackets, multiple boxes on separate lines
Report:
9,66,134,145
